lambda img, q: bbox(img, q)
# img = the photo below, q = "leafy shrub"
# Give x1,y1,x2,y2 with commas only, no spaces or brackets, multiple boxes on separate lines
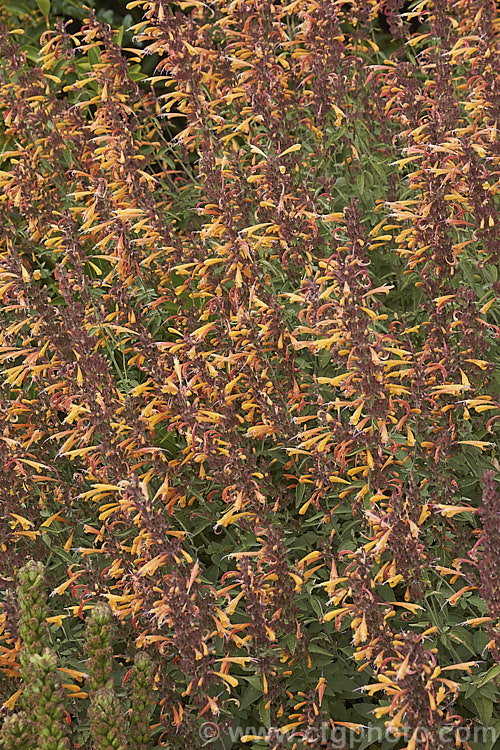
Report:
0,1,500,749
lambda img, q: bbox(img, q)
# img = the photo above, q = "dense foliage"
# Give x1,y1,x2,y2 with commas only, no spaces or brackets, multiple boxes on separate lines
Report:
1,0,500,748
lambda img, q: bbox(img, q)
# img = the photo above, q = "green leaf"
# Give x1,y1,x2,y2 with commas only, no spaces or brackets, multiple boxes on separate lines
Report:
474,664,500,688
239,684,262,712
35,0,50,15
87,47,100,66
24,45,40,62
317,350,331,368
309,597,324,620
473,695,494,725
241,675,263,691
5,1,31,14
259,698,271,728
295,482,305,506
128,65,147,81
116,25,125,47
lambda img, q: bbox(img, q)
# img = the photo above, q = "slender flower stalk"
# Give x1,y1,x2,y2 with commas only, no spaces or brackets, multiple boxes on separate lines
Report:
85,603,126,749
17,561,48,668
477,471,500,659
128,652,156,749
85,602,115,697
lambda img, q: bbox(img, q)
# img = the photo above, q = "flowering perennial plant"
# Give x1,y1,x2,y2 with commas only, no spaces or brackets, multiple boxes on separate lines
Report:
1,0,500,748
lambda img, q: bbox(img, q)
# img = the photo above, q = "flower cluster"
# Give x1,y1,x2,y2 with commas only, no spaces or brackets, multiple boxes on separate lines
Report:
25,649,70,750
85,602,115,697
17,560,48,669
128,652,156,749
88,687,127,750
1,711,32,750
